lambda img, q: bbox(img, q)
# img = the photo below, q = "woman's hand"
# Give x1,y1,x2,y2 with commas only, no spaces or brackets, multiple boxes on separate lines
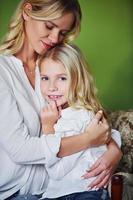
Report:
40,100,61,134
82,139,122,189
85,110,111,147
58,110,111,157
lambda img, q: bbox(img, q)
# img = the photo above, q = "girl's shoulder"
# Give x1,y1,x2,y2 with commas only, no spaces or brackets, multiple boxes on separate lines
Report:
62,107,94,121
76,108,94,121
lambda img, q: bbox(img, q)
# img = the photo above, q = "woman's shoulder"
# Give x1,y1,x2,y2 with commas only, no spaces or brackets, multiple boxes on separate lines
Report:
0,54,22,72
0,55,12,75
0,54,21,63
0,54,13,66
0,54,8,61
0,54,20,81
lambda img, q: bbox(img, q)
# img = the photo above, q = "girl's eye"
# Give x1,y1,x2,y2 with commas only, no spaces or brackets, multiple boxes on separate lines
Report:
41,76,49,81
59,77,67,81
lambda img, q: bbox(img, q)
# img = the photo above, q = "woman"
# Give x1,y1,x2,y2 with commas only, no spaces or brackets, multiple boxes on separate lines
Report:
0,0,121,199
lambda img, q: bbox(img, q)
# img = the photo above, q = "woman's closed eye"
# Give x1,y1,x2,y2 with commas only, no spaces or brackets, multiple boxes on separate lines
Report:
45,22,53,30
45,21,69,36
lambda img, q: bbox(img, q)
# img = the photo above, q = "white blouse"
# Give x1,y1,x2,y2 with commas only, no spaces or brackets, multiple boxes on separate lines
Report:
43,107,121,198
0,55,61,199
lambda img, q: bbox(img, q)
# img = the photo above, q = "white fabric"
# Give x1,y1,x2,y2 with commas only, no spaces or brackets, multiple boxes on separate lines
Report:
43,107,121,198
0,55,61,200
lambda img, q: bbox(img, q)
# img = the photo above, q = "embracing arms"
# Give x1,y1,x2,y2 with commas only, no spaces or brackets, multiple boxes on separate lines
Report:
41,101,122,187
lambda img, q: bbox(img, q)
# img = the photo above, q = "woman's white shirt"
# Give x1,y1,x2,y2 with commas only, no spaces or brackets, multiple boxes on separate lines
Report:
0,55,61,199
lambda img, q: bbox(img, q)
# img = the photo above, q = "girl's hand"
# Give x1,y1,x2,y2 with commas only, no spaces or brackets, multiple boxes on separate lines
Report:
85,111,111,147
40,101,61,134
82,140,122,189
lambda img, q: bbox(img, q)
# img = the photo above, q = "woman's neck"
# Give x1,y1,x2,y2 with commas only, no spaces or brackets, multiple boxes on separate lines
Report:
15,39,38,69
14,48,38,89
15,51,37,69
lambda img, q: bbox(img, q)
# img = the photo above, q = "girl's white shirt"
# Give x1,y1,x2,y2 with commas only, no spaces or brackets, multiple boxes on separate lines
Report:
0,55,61,199
42,107,121,198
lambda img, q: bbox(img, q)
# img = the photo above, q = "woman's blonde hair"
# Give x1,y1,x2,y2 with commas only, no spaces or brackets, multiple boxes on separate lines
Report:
0,0,81,55
39,43,103,113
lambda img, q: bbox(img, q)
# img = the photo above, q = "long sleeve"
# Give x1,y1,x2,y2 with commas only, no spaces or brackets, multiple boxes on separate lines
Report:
111,129,121,147
46,150,84,180
0,67,60,166
0,55,61,198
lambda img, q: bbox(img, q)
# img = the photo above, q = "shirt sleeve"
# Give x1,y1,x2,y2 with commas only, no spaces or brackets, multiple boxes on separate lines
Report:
0,76,61,166
46,150,84,180
111,129,121,148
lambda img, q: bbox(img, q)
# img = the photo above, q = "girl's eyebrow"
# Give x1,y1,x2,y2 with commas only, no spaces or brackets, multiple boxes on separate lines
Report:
40,73,67,76
56,73,67,76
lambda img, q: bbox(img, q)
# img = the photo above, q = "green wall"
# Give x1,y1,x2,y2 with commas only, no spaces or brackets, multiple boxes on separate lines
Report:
0,0,133,111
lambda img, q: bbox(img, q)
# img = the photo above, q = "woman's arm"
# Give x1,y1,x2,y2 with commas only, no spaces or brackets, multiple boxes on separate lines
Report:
44,110,110,179
58,111,110,157
82,139,122,189
41,101,110,158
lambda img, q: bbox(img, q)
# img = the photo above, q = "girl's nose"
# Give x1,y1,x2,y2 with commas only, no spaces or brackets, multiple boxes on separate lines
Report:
49,82,58,92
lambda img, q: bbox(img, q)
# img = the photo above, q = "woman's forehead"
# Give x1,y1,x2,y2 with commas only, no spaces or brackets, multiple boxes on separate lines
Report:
50,12,75,31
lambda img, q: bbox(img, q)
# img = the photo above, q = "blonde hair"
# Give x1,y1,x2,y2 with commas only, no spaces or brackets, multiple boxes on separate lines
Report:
39,43,103,113
0,0,81,55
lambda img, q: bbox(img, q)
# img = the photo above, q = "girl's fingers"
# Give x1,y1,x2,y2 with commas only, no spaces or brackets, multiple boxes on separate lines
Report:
48,100,58,111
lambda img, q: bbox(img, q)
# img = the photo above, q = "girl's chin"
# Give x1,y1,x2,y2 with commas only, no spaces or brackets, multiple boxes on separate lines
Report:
46,99,68,108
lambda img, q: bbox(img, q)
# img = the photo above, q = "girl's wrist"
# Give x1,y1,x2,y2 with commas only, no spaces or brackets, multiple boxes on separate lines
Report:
42,125,55,135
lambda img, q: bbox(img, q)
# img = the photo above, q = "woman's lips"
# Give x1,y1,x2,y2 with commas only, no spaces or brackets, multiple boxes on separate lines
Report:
41,41,52,50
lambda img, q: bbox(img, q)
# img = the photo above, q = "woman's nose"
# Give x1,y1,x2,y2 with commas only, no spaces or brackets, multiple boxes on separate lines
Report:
49,30,59,45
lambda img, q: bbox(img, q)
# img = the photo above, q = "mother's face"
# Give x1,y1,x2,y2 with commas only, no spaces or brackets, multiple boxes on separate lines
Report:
23,11,74,55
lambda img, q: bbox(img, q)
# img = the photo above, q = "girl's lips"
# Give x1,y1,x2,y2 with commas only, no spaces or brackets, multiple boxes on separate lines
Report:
48,95,62,101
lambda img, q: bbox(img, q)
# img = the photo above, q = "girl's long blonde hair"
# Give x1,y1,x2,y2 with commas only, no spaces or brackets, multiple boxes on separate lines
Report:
39,43,103,113
0,0,81,55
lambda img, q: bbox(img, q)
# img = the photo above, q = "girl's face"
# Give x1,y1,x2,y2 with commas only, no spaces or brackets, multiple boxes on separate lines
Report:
40,58,69,108
23,12,74,55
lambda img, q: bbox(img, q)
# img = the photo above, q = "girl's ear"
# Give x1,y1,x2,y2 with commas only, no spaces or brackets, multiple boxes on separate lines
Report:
22,3,32,21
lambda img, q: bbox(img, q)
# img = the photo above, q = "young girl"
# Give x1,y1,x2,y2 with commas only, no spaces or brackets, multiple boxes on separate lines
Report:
39,43,121,200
